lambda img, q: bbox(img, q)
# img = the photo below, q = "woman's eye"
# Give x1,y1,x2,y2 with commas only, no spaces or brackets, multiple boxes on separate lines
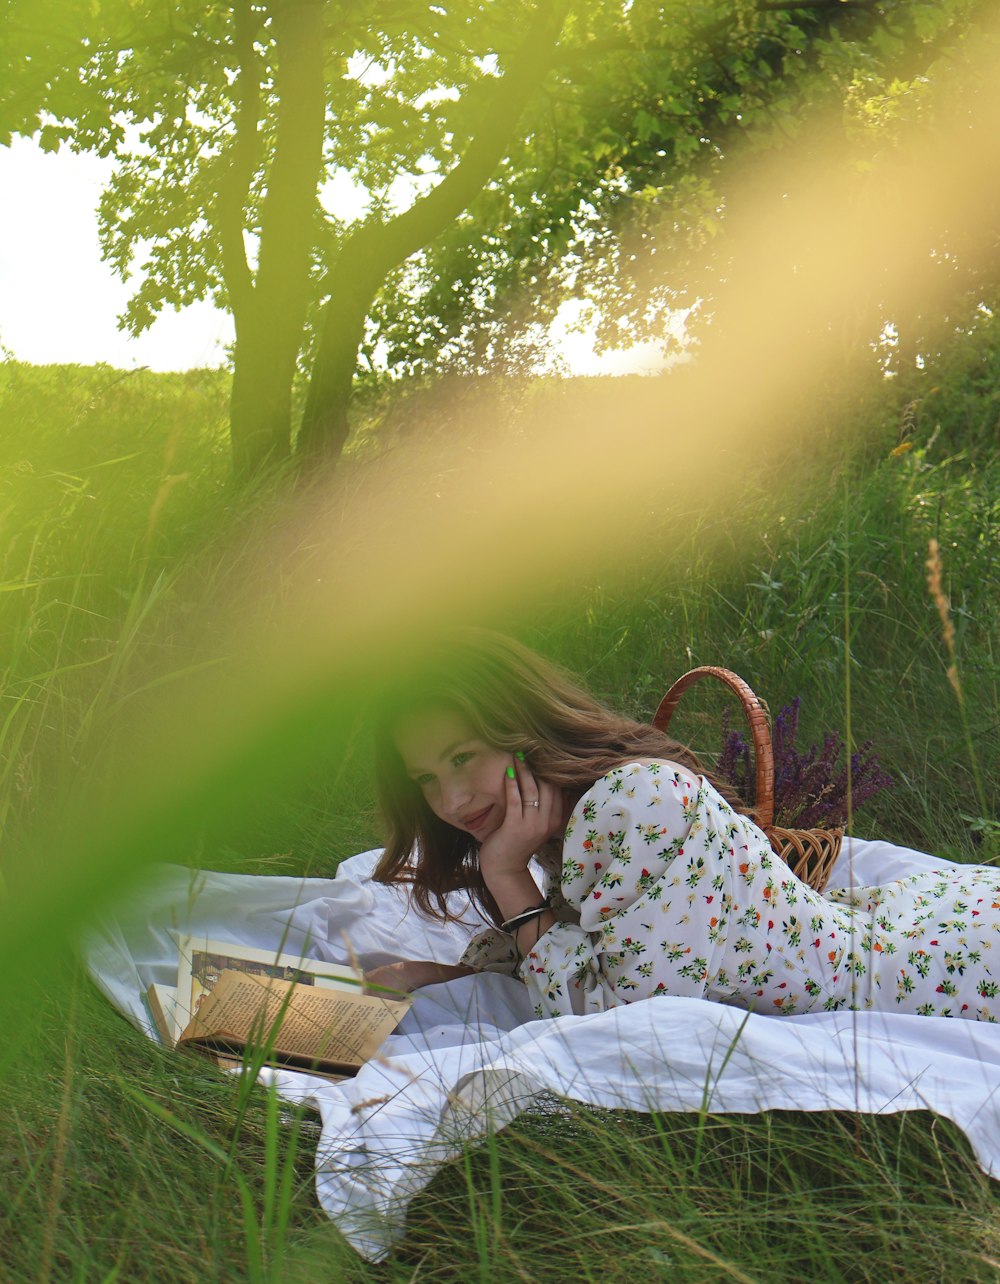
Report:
413,773,434,789
452,751,474,768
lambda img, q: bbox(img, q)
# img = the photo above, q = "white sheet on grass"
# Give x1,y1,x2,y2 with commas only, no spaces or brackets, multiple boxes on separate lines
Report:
85,840,1000,1261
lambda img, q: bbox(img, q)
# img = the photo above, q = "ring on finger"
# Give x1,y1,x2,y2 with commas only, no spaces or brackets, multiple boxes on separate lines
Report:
524,800,540,809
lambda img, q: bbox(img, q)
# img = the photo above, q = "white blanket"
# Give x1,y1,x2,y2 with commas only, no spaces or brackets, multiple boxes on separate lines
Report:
86,840,1000,1261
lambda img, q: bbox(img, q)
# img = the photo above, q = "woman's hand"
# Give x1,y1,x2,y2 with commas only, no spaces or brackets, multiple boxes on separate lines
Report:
477,755,565,884
363,960,475,995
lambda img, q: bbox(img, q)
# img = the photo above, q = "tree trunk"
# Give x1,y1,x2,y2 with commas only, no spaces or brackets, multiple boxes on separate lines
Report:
296,226,390,467
229,316,296,479
296,0,570,470
225,0,326,483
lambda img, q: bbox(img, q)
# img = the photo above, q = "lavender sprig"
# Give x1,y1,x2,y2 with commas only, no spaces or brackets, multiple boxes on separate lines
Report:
717,698,893,829
718,705,752,799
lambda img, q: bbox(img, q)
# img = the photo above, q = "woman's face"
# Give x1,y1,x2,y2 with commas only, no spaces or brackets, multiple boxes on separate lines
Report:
393,704,512,840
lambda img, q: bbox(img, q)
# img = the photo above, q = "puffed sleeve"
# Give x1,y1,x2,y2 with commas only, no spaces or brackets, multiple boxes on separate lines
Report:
459,925,520,976
517,761,722,1017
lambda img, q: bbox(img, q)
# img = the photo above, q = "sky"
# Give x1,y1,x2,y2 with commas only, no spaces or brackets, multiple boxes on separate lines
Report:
0,135,668,377
0,137,234,370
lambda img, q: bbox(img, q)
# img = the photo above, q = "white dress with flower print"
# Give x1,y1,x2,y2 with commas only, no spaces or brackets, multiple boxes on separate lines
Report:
460,761,1000,1021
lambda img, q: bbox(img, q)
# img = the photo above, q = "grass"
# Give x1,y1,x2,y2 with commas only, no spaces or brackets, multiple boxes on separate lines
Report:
0,323,997,1280
396,1106,1000,1282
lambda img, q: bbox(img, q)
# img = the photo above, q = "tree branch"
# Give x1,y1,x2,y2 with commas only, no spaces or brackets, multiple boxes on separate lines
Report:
216,0,261,325
370,3,570,269
298,0,571,462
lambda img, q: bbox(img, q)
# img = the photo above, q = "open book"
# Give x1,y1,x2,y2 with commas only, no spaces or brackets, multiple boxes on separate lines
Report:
144,935,410,1078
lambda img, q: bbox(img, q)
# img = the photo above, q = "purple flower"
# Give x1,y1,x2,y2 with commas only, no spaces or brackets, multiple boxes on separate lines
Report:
718,705,752,800
717,699,893,829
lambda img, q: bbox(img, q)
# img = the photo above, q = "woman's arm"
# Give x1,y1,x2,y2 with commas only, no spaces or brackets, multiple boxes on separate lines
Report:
364,959,477,994
477,756,562,951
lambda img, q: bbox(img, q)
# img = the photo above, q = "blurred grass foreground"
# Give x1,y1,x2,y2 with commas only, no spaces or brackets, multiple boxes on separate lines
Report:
0,309,997,1278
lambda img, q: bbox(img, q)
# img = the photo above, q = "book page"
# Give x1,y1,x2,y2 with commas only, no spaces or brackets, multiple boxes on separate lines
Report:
178,971,410,1072
210,1050,349,1084
172,935,363,1042
143,983,180,1046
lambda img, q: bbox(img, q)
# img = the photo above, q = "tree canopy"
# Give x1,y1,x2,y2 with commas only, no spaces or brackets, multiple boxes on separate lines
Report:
2,0,994,477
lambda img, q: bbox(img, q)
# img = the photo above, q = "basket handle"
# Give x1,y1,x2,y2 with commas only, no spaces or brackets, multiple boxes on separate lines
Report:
652,665,775,830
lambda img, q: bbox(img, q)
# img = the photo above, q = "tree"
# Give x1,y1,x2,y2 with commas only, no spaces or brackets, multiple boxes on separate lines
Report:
34,0,581,478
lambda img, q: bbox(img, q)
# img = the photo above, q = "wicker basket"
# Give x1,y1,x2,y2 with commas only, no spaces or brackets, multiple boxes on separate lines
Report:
652,665,842,893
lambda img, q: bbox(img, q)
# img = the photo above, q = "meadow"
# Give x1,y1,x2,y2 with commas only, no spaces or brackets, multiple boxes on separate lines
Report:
0,324,998,1281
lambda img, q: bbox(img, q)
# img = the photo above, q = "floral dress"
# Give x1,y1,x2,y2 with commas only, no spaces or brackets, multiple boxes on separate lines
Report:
460,761,1000,1021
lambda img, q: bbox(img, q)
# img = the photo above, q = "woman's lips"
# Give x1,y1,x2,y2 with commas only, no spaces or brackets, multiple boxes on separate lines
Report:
463,806,492,831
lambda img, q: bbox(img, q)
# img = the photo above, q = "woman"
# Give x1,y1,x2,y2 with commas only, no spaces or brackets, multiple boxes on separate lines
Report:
368,630,1000,1021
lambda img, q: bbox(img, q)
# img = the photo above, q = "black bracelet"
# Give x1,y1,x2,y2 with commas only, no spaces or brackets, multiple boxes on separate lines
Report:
500,900,550,934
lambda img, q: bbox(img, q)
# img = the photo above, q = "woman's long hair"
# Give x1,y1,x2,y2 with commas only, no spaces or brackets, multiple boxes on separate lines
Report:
371,629,744,924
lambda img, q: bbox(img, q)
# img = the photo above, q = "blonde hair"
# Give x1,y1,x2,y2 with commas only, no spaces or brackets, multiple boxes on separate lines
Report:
371,629,743,923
